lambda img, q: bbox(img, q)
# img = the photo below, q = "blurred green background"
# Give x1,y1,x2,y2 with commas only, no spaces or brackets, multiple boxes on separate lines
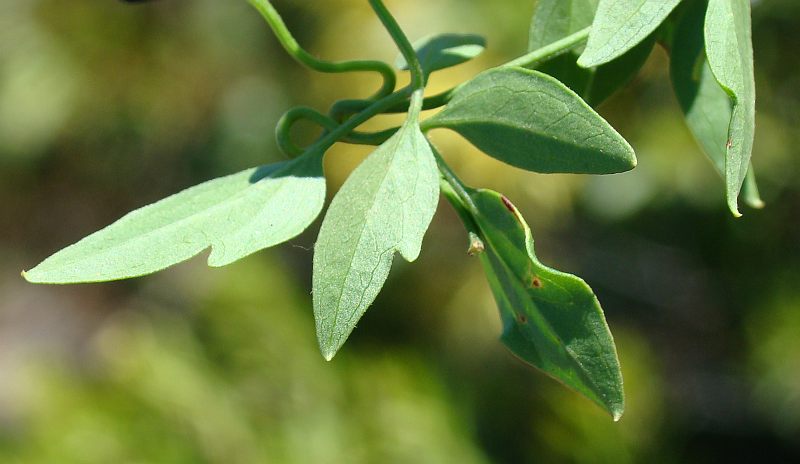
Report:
1,0,799,462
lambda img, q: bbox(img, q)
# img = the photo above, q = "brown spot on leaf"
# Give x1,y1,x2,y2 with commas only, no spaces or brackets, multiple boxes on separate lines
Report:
501,195,516,213
726,139,733,149
531,276,543,288
517,314,528,324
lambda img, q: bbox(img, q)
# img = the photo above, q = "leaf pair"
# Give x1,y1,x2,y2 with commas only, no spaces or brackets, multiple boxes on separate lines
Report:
562,0,759,214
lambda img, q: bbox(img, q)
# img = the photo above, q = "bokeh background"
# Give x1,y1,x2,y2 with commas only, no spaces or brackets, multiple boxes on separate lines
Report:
1,0,799,462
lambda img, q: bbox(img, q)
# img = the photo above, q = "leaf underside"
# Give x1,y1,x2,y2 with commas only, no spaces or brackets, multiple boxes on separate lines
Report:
312,120,439,360
24,153,326,283
704,0,757,216
670,0,762,211
469,188,624,419
396,33,486,76
425,67,636,174
578,0,681,68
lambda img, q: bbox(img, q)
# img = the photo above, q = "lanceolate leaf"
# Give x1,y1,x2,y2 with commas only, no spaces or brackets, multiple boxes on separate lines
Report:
704,0,757,216
670,0,762,210
578,0,681,68
312,117,439,360
424,67,636,174
396,33,486,77
528,0,655,107
468,188,624,419
24,153,326,283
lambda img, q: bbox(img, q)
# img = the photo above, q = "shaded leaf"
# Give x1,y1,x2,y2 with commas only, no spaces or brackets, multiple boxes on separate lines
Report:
424,67,636,174
396,33,486,77
24,153,326,283
528,0,655,106
312,116,439,360
469,188,624,419
528,0,598,51
704,0,757,216
578,0,681,67
670,0,762,210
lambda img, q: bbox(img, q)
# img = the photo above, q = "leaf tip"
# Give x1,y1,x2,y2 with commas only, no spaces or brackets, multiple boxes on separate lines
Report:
321,348,336,362
21,268,44,284
728,200,743,218
746,197,765,210
576,53,598,69
612,408,624,422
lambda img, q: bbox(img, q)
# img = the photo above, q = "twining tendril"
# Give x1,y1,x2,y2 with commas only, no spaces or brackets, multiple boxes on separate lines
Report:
247,0,396,99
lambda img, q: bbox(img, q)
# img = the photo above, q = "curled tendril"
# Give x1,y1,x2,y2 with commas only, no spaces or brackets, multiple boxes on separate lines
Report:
247,0,396,99
276,107,399,157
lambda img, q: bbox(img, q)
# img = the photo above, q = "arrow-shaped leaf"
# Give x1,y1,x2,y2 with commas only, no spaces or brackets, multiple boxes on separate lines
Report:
24,152,326,283
468,188,624,419
578,0,681,68
704,0,757,216
396,33,486,77
670,0,762,211
423,67,636,174
312,116,439,360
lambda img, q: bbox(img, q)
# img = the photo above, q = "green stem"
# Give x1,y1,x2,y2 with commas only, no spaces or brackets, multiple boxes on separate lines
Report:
428,143,477,216
308,87,414,154
276,106,331,156
329,26,591,122
276,106,400,156
502,26,591,68
247,0,396,98
368,0,425,92
329,88,455,122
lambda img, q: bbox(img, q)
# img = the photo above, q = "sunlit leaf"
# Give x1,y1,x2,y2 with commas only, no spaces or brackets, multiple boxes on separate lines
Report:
469,188,624,419
312,117,439,360
528,0,654,106
671,0,763,211
424,67,636,174
578,0,681,68
704,0,757,216
396,33,486,77
24,153,326,283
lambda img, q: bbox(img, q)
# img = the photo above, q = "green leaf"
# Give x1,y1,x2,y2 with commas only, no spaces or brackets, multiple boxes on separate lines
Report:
704,0,757,216
23,153,326,283
528,0,655,106
578,0,681,68
396,33,486,77
670,0,763,211
423,67,636,174
312,118,439,360
469,188,624,419
528,0,598,51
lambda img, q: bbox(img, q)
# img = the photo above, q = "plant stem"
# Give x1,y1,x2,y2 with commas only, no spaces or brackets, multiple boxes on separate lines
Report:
502,26,591,68
247,0,396,98
308,87,413,154
428,144,478,216
329,88,455,122
276,106,398,155
331,26,591,124
368,0,425,92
